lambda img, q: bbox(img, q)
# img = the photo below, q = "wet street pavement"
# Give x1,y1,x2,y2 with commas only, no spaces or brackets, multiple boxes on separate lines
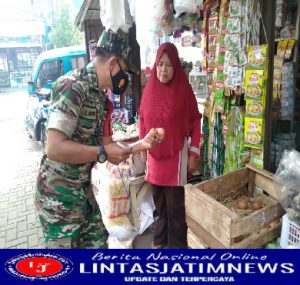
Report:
0,87,45,248
0,87,154,249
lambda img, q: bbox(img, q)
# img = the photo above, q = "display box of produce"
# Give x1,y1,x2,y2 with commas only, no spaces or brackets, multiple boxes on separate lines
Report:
185,164,285,248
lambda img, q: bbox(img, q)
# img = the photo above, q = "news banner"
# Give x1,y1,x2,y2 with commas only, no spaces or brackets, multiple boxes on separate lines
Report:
1,249,300,284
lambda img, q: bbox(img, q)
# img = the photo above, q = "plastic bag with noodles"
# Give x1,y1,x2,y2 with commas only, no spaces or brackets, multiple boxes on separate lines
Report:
92,162,131,219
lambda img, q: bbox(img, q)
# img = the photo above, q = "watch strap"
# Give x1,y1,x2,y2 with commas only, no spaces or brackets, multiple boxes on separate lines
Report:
97,144,107,163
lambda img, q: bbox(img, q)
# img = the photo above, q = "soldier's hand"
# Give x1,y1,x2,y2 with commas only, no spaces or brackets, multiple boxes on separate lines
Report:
104,142,131,165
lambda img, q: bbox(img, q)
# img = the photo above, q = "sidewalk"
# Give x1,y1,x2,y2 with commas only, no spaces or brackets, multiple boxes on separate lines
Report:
0,88,45,248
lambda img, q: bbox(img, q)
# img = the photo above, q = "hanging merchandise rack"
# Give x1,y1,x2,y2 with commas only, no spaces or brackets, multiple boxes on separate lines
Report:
201,0,264,180
269,0,300,172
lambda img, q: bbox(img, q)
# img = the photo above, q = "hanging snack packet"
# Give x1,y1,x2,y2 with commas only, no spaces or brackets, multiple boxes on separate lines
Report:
247,45,267,69
229,0,243,17
232,73,243,86
284,40,295,60
217,71,225,82
246,100,263,118
239,148,251,168
227,66,242,77
215,82,225,113
277,40,288,58
208,35,218,52
221,17,228,35
244,117,263,149
225,50,238,67
273,68,282,83
225,33,241,51
208,16,219,35
250,148,264,169
244,70,264,100
273,82,281,93
208,52,217,69
227,17,241,33
218,53,225,72
274,55,284,69
238,49,247,66
219,35,226,53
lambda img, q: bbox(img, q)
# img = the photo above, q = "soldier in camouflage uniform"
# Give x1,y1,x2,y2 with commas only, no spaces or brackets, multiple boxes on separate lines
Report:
35,30,141,248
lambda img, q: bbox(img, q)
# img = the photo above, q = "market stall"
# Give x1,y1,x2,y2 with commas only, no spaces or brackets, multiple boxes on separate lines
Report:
74,0,300,249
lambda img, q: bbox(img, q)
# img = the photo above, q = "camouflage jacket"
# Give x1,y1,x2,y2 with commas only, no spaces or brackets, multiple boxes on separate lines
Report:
36,62,108,224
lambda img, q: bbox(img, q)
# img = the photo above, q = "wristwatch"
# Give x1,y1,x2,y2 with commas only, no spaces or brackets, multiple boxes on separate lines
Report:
97,144,107,163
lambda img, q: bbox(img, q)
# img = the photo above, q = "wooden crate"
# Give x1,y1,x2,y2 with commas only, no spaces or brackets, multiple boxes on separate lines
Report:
187,228,208,249
185,164,284,248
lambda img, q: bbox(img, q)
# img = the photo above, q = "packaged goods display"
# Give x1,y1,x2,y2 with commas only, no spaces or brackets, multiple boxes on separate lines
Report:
272,40,296,121
200,0,271,178
243,44,268,153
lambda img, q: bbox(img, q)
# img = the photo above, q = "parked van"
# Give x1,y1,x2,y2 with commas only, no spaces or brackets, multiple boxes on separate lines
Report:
28,45,86,92
26,46,87,144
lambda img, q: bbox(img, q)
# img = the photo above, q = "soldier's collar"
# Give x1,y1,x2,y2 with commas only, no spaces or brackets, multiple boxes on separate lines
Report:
86,62,99,90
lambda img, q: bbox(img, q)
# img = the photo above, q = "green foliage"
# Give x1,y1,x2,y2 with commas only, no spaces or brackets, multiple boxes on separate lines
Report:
49,4,83,48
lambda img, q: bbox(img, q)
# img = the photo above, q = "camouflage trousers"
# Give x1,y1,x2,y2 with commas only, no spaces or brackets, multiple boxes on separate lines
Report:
39,204,108,249
36,155,108,248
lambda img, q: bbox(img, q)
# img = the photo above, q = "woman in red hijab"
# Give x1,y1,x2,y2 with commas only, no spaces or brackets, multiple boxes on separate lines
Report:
139,42,201,249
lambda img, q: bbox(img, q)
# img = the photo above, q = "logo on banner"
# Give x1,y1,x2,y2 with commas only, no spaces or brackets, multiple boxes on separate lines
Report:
5,253,73,281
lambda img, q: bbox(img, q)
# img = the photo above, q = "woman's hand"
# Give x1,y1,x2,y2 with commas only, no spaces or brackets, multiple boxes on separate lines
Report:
188,156,198,174
130,128,165,152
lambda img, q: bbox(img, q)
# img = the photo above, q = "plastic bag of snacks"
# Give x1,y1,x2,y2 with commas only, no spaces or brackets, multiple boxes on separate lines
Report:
92,162,135,248
92,162,131,219
274,150,300,224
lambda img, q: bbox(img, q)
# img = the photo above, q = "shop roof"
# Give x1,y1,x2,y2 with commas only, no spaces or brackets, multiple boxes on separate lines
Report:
74,0,101,31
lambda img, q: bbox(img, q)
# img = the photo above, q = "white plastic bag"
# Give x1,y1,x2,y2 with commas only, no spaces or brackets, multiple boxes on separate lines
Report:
106,216,135,248
100,0,133,32
130,181,155,235
92,162,154,248
135,0,164,45
174,0,201,17
108,235,134,249
127,0,136,20
274,150,300,224
105,216,133,241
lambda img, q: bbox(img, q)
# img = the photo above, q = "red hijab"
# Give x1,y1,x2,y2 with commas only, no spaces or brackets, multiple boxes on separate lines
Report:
139,42,201,159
